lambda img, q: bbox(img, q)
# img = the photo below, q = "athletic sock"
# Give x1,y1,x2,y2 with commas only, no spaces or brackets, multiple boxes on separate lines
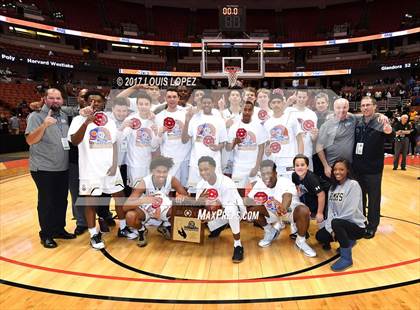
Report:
119,219,126,230
234,239,242,247
88,227,98,237
273,221,283,231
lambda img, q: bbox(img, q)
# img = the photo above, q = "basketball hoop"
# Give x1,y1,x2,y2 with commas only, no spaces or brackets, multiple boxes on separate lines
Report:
225,66,240,88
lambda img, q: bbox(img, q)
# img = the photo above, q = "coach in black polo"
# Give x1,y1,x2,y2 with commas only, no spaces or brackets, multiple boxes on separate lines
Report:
26,88,75,248
353,96,393,239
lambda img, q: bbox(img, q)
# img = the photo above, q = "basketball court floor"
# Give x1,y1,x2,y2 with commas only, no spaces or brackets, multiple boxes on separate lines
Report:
0,158,419,309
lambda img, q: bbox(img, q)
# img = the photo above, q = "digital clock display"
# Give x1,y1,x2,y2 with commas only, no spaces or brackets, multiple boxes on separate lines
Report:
219,5,246,32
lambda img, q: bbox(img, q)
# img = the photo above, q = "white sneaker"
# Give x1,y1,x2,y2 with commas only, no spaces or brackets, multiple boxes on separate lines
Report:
90,233,105,250
118,226,138,240
157,224,172,240
258,228,279,248
295,239,316,257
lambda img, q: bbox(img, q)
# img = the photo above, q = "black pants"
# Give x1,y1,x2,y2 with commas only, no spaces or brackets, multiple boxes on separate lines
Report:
300,190,328,217
31,170,69,239
68,162,87,227
119,164,132,198
96,194,113,219
316,219,365,248
409,136,416,154
393,138,409,169
354,172,382,231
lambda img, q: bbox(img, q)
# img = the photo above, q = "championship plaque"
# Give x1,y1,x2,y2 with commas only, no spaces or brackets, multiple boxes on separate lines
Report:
171,205,204,244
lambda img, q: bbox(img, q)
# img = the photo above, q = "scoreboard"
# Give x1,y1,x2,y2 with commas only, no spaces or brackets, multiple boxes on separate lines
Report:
219,5,246,32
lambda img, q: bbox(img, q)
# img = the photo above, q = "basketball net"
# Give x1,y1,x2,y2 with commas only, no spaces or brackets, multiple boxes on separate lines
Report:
225,66,240,88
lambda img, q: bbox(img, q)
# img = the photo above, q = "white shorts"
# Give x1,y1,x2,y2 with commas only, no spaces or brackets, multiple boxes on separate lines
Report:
187,165,200,193
128,165,149,188
170,160,189,187
138,204,171,223
79,169,124,196
232,166,258,188
221,149,233,174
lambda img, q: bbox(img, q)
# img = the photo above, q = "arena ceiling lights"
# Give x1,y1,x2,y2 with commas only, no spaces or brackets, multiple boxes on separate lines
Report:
1,15,419,49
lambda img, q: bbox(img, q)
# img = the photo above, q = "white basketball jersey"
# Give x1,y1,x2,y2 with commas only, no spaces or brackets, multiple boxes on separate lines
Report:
142,174,173,196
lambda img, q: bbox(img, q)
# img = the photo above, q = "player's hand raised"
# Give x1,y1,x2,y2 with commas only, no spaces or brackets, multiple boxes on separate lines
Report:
43,110,57,128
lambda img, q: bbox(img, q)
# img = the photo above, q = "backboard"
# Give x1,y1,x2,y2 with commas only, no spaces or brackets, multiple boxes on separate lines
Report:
200,38,265,80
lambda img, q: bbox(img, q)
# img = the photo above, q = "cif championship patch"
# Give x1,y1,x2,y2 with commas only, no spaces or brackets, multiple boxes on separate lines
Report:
89,127,112,148
237,130,257,151
135,127,153,147
270,125,290,144
265,196,277,213
196,123,216,146
167,119,183,140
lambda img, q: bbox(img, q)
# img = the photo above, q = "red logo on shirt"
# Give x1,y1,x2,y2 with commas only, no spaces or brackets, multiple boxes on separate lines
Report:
258,109,268,121
236,128,247,140
203,135,215,146
164,117,175,130
93,112,108,126
270,141,281,153
254,192,268,204
131,118,141,130
298,118,315,131
206,188,219,200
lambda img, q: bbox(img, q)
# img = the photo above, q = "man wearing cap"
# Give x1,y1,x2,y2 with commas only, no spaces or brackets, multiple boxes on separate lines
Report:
263,89,304,179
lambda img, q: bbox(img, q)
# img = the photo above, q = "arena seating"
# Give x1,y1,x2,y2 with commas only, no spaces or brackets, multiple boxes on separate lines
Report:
2,0,418,42
0,82,39,108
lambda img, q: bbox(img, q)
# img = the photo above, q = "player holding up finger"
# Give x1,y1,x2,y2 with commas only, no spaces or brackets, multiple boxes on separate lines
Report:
68,91,137,250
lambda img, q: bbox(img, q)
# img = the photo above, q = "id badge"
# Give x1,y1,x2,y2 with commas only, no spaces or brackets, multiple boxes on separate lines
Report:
355,142,364,155
61,138,70,150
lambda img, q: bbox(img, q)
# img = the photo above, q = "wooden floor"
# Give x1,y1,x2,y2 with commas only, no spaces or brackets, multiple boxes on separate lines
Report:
0,164,419,309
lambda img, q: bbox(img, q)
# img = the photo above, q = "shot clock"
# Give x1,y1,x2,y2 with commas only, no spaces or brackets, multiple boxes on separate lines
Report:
219,5,246,32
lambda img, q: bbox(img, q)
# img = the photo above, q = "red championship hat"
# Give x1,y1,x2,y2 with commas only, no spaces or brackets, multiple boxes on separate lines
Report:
270,141,281,153
93,112,108,126
203,135,215,147
206,188,219,200
236,128,247,139
151,197,163,209
130,117,141,130
163,117,176,130
254,192,268,205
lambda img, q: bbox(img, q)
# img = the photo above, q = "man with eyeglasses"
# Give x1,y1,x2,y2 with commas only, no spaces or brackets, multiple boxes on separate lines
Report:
353,96,393,239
